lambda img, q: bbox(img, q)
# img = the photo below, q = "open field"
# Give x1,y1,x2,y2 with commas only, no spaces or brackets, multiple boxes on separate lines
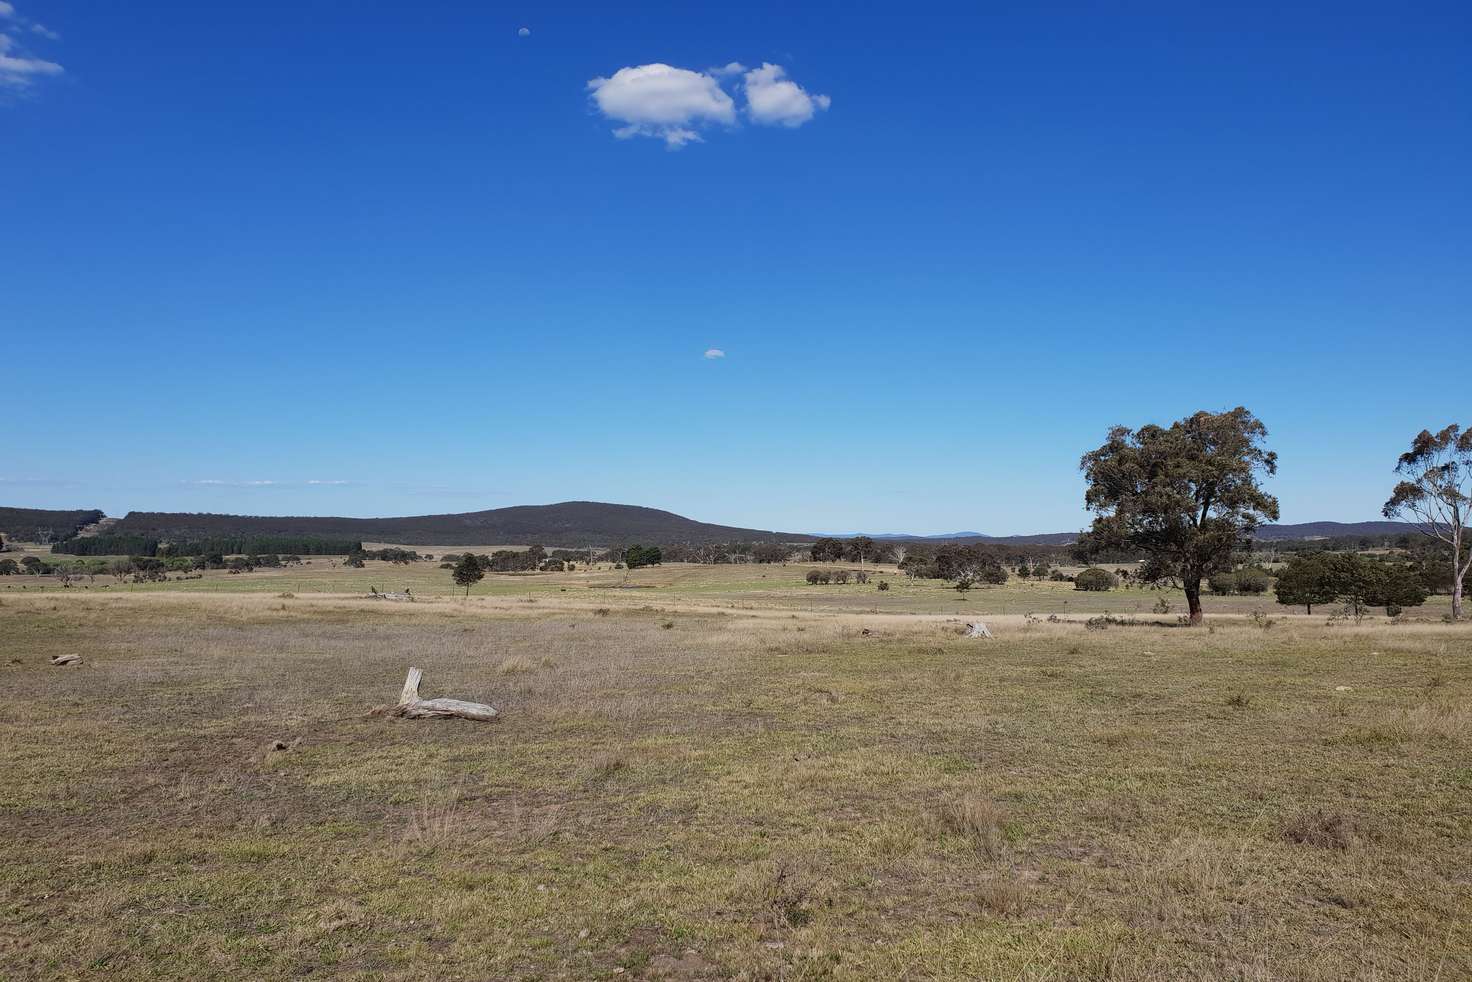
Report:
5,551,1460,621
3,565,1471,980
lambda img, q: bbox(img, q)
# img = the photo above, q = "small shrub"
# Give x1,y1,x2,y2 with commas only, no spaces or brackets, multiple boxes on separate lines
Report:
1226,691,1251,709
976,878,1028,917
832,570,850,585
593,607,610,616
877,580,890,591
661,620,674,630
1152,596,1172,615
1075,568,1117,592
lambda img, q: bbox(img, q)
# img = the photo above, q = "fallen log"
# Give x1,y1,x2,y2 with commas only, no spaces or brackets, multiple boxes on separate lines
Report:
964,622,994,639
389,667,498,722
50,654,83,667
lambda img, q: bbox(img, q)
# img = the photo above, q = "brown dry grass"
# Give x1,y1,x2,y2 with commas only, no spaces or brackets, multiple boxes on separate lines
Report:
0,587,1469,980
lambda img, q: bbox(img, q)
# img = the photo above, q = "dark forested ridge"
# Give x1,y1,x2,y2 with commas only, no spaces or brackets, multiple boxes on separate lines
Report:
0,507,104,543
106,501,806,547
3,502,1418,550
1250,521,1413,541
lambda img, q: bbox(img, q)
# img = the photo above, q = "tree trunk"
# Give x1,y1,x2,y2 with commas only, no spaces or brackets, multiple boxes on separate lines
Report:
1184,579,1204,624
1454,572,1464,621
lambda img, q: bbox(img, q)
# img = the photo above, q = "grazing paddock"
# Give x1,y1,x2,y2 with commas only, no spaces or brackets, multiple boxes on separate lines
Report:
7,555,1457,621
1,588,1469,980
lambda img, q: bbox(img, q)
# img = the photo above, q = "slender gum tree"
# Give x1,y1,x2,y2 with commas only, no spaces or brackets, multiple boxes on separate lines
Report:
1383,425,1472,620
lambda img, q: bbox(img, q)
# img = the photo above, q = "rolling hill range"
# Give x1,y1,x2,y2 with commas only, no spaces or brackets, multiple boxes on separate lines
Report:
4,503,1417,549
101,501,807,548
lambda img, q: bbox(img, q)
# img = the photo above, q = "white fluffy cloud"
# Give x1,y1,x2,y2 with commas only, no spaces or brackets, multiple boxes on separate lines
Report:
587,63,736,148
588,61,827,147
704,348,726,360
0,4,15,17
743,63,830,128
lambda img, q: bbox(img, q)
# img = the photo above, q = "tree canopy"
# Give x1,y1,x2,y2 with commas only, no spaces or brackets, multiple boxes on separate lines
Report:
1080,408,1278,623
452,553,485,596
1383,424,1472,620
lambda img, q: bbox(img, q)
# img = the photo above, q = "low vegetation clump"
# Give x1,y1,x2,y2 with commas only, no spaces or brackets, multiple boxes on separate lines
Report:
937,793,1010,859
1074,567,1117,592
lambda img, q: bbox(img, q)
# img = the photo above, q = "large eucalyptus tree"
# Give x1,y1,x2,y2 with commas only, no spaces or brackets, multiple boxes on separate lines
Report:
1080,408,1279,624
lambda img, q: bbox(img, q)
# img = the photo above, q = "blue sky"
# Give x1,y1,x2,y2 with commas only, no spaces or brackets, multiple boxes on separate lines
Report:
3,1,1468,534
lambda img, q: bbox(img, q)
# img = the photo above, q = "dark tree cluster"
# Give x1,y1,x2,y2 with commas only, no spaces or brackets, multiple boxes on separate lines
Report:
624,545,663,569
808,536,897,565
0,508,105,545
54,535,360,558
1274,553,1428,617
654,541,799,564
441,546,550,575
898,543,1009,587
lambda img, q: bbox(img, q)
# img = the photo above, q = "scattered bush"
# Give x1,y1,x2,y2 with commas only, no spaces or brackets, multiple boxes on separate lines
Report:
877,580,890,591
1075,568,1117,592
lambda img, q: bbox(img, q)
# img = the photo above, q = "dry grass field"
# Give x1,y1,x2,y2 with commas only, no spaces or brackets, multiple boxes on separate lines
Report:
3,560,1471,979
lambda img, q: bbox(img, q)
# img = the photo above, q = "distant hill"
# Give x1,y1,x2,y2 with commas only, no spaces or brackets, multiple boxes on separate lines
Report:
0,507,105,543
815,522,1418,547
1251,520,1413,541
6,501,1419,550
936,522,1415,546
107,501,808,547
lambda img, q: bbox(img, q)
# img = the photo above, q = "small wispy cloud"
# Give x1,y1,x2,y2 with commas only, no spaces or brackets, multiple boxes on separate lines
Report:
185,478,359,488
0,476,77,487
704,348,726,360
0,3,63,93
185,479,279,487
